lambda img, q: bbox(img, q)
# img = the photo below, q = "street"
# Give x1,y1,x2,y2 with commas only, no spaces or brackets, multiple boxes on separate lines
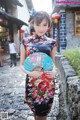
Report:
0,59,60,120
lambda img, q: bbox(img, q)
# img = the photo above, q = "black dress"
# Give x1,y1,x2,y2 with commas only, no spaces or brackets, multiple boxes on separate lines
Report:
22,35,56,116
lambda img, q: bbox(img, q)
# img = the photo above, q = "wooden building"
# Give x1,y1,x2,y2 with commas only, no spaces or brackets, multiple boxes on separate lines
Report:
52,0,80,50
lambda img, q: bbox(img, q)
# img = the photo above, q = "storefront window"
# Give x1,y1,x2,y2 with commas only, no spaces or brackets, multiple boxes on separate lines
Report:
75,11,80,36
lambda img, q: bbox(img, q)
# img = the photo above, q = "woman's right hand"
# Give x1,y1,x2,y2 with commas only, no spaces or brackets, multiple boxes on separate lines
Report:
29,71,43,78
20,65,43,78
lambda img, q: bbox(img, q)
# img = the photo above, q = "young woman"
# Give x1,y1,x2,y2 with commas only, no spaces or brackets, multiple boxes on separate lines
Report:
20,11,57,120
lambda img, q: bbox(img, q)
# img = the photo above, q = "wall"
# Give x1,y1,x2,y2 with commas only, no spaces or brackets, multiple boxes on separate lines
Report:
55,54,80,120
14,0,30,53
17,0,30,30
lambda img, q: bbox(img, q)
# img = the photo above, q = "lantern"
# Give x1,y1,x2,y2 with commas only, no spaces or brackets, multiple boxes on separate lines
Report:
52,13,60,53
52,13,60,23
19,29,25,33
0,19,4,24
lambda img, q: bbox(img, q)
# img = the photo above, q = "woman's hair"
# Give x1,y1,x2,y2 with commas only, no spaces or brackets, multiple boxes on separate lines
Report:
31,11,51,27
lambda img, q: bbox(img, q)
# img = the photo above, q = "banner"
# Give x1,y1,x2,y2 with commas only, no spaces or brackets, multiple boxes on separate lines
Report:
56,0,80,4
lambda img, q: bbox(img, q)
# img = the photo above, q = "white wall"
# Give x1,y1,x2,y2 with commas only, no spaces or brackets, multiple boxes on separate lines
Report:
13,0,31,53
17,0,30,30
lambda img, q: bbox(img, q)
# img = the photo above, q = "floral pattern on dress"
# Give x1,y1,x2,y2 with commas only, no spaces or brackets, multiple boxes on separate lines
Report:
22,35,56,114
29,73,55,104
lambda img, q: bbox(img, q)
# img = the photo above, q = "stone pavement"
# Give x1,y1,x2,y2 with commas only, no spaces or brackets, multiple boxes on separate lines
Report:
0,58,60,120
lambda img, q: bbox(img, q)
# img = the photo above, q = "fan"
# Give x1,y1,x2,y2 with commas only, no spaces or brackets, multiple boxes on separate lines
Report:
24,52,55,72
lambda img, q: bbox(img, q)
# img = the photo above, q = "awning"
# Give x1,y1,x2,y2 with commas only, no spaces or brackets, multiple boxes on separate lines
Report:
0,0,23,7
0,10,28,27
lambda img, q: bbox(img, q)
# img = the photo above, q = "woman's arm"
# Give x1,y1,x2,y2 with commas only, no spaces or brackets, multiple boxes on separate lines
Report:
50,46,57,62
44,46,57,78
20,44,30,74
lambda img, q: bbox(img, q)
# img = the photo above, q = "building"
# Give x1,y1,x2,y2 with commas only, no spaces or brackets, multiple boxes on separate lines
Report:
0,0,33,54
17,0,33,40
52,0,80,50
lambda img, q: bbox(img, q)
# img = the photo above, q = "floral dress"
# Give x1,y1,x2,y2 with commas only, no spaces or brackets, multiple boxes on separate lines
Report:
22,34,56,116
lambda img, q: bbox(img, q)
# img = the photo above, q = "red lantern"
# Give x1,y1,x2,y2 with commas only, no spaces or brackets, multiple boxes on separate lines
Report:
52,13,60,23
0,19,4,24
19,29,25,33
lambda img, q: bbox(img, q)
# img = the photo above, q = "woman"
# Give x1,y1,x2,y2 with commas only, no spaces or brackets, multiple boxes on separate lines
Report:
20,11,57,120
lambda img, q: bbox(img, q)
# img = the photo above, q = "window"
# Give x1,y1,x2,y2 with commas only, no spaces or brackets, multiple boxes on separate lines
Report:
75,12,80,36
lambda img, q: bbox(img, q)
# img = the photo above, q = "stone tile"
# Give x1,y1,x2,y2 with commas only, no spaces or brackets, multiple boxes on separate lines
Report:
0,62,60,120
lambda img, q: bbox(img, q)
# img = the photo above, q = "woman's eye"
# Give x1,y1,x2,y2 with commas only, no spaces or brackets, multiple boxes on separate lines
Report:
36,24,40,26
44,24,47,26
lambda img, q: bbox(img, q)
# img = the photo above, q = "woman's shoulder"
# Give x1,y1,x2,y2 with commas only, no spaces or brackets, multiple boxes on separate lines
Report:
23,36,33,41
22,36,34,45
45,36,56,43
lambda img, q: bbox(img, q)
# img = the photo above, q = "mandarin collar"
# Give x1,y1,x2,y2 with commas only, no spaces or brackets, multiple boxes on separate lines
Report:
34,34,46,39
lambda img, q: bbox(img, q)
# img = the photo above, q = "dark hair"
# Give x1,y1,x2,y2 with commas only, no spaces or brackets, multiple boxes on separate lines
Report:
31,11,51,27
30,26,35,35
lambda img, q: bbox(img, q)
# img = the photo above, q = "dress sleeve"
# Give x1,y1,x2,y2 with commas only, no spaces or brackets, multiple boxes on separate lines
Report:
21,38,30,47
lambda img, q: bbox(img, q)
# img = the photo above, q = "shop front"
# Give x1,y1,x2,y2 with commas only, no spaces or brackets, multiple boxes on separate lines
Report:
0,10,28,53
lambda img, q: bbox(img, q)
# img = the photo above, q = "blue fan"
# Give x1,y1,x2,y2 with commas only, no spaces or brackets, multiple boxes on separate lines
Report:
24,52,55,72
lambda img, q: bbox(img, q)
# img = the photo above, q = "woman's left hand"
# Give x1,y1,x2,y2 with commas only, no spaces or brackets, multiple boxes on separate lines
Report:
44,68,57,79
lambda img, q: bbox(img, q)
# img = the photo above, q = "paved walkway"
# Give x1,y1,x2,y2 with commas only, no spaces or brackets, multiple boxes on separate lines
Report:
0,56,60,120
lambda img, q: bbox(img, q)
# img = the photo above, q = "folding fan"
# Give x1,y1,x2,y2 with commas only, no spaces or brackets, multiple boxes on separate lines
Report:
24,52,55,72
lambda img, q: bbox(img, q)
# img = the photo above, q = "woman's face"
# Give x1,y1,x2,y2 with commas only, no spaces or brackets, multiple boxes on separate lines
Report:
33,19,49,36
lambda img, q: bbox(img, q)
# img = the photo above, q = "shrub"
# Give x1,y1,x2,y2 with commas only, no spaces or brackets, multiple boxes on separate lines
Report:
63,48,80,78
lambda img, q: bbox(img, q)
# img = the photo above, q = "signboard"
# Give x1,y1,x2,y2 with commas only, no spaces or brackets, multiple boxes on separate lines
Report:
56,0,80,4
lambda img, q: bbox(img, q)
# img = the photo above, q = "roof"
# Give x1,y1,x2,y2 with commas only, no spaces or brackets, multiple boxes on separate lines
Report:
52,0,80,13
0,10,28,27
0,0,23,7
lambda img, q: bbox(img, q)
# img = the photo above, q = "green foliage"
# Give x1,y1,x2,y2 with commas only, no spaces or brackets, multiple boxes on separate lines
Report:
63,48,80,78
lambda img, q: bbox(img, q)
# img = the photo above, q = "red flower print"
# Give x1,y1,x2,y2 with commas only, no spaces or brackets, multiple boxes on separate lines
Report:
32,90,38,98
31,86,36,91
37,95,42,100
41,74,46,80
41,73,53,81
30,78,36,83
38,81,49,91
48,89,55,96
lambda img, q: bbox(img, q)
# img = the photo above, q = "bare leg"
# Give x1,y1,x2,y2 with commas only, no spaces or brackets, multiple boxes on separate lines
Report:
36,116,47,120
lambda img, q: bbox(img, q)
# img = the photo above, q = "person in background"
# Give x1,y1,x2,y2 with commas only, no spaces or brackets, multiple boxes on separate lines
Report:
20,11,57,120
9,39,17,67
0,45,4,67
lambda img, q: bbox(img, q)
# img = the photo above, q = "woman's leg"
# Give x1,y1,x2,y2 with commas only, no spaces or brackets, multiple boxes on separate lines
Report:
35,116,47,120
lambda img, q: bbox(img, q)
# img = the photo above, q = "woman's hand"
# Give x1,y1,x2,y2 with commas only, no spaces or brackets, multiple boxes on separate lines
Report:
29,71,43,78
44,68,57,79
20,65,43,78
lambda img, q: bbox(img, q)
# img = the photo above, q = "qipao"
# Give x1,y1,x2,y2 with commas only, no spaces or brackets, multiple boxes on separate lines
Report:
22,35,56,116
